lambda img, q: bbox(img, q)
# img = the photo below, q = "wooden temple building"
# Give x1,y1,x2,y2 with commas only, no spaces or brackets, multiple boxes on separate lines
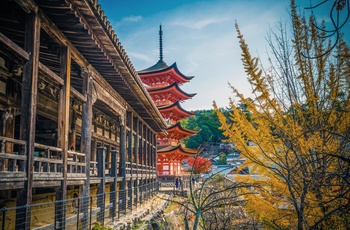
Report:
0,0,167,229
138,26,198,179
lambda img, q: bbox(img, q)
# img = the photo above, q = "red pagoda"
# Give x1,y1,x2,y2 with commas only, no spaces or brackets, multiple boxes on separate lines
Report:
138,25,198,177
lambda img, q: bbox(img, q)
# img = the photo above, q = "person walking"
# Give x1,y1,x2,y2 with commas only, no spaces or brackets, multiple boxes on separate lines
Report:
175,177,179,190
178,177,182,190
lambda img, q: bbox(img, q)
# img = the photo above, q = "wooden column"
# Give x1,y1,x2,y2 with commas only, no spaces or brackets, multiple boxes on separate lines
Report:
81,67,93,227
16,12,40,230
110,149,118,218
134,118,139,205
127,112,132,164
139,124,144,166
149,131,152,169
152,133,157,191
153,133,157,168
55,46,71,230
143,125,147,166
147,129,151,178
97,146,106,224
134,118,139,166
127,112,133,210
118,119,126,215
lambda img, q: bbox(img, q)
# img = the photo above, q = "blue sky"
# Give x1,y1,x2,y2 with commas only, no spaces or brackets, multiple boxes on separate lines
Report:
99,0,348,110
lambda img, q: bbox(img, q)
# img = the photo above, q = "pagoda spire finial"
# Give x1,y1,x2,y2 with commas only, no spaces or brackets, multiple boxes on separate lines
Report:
159,24,163,62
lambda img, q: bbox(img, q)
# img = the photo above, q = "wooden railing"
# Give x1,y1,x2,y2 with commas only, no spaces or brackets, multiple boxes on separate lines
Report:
122,163,156,177
0,136,89,181
90,161,98,176
0,136,156,182
33,143,63,179
0,137,26,180
67,150,86,178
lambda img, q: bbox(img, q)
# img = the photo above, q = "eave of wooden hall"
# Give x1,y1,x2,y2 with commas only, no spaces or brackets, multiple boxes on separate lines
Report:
13,0,167,132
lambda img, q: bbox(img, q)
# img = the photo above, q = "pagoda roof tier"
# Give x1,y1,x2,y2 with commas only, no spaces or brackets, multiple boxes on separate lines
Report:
138,62,194,87
158,102,196,122
158,122,199,141
157,144,198,160
148,82,196,106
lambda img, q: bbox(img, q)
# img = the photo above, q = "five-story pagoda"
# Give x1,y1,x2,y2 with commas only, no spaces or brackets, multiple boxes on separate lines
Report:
138,26,198,178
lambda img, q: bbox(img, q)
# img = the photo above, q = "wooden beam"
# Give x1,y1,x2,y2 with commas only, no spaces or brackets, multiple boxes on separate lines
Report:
93,79,125,118
0,32,29,61
38,62,63,85
16,12,40,230
38,62,86,102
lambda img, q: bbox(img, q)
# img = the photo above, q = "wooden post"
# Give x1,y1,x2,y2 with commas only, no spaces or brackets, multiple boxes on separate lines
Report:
97,146,106,224
147,129,151,179
118,119,126,215
127,112,133,210
127,112,132,165
55,46,71,230
16,12,40,230
81,67,93,227
139,123,144,166
143,125,147,166
153,133,157,169
110,149,118,218
134,118,139,205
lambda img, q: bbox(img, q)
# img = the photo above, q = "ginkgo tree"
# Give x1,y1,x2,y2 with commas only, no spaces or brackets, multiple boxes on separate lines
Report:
214,0,350,229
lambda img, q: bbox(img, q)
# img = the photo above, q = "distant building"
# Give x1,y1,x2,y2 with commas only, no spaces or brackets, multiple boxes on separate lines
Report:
138,26,198,179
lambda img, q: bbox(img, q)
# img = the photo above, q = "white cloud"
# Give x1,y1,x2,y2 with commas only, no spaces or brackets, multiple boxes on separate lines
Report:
128,52,154,64
112,15,143,28
122,15,142,23
170,16,229,30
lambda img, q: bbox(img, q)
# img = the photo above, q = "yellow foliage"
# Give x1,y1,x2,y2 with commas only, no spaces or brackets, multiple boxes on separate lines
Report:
214,1,350,229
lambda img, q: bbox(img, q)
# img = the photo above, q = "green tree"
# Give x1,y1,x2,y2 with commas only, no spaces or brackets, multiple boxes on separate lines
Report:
181,110,226,148
217,152,227,165
185,133,203,149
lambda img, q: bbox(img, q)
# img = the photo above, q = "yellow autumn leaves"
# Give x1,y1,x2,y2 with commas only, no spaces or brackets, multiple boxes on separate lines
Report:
214,1,350,229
